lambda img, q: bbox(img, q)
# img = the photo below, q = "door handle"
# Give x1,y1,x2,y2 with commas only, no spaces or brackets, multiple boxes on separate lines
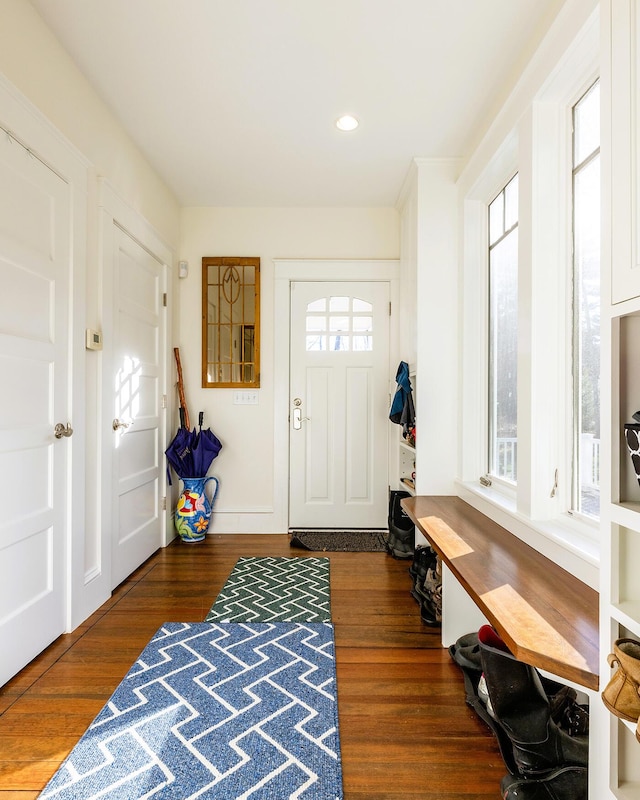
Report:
293,407,302,430
112,418,132,431
54,422,73,439
292,406,310,430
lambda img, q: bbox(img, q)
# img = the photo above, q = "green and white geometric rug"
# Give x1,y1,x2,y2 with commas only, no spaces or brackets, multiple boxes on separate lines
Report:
205,556,331,623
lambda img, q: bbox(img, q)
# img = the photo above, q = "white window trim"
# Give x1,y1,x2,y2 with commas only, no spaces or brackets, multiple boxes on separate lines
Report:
457,8,600,589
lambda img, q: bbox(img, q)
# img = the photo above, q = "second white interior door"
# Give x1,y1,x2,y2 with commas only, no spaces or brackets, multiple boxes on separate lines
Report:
110,225,165,587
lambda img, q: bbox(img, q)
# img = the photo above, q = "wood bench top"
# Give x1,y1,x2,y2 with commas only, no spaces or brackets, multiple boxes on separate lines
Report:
401,495,599,691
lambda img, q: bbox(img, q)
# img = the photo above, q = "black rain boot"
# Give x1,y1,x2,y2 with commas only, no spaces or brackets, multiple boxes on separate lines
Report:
387,519,414,559
409,545,434,584
410,547,437,602
478,626,588,777
500,766,588,799
387,490,414,559
389,529,414,559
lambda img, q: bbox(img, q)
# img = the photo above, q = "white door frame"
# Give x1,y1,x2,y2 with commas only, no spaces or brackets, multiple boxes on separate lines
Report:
273,259,400,532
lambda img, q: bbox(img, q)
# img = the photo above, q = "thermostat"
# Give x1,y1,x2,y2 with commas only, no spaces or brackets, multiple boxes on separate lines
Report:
85,328,103,351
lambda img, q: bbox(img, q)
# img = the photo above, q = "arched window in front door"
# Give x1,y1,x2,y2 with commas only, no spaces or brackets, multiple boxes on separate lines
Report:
305,295,373,352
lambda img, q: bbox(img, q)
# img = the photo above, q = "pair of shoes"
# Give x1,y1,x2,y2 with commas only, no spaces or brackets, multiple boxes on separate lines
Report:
386,525,414,558
602,638,640,741
448,629,589,797
409,546,441,625
477,625,588,799
408,544,431,583
500,766,588,799
449,631,482,672
386,490,414,559
409,545,434,597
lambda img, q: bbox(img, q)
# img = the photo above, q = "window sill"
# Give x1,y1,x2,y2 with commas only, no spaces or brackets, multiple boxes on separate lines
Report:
455,479,599,591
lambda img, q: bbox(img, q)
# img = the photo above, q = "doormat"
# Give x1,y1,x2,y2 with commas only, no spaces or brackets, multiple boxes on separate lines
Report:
38,622,343,800
205,555,331,623
290,530,388,552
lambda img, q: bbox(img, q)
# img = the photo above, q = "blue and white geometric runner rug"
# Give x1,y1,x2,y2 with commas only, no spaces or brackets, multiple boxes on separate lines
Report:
39,622,343,799
205,556,331,623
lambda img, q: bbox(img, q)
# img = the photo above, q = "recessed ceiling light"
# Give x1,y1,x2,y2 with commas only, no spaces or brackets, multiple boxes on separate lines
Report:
336,115,359,131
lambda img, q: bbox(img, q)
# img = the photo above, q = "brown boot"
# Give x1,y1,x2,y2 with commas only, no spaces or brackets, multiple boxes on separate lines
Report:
602,638,640,722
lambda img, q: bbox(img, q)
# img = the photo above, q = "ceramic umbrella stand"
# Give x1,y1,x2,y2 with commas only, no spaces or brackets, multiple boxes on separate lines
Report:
165,410,223,543
174,476,220,543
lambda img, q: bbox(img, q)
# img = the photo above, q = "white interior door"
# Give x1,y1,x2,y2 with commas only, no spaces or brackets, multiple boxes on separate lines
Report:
289,281,390,529
0,131,71,686
111,225,164,587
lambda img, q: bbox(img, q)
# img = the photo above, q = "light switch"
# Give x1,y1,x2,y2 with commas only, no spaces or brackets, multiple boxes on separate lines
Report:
233,391,259,405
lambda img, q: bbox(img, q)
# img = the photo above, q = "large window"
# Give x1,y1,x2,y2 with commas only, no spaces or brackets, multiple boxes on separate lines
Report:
572,81,600,518
488,174,519,483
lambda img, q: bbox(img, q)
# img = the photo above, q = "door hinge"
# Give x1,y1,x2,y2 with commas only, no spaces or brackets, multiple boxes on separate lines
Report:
162,292,167,307
162,394,167,409
389,301,392,316
162,496,167,511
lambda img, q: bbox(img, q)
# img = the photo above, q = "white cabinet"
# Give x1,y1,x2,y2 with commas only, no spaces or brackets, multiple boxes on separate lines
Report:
600,302,640,797
611,0,640,303
601,2,640,795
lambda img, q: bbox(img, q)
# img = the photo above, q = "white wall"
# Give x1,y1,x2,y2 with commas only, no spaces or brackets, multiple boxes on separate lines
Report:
397,159,461,497
415,160,461,495
179,206,399,532
0,0,180,244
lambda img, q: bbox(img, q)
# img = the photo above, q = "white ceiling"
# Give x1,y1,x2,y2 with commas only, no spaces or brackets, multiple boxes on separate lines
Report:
30,0,565,208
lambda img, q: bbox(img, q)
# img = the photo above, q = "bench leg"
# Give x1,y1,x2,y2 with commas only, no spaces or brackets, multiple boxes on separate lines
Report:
441,562,489,648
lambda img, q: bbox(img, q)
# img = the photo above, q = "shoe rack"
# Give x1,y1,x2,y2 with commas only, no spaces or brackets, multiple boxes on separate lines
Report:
600,1,640,795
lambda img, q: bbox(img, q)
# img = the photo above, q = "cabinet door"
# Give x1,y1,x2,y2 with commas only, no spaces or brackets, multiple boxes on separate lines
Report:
611,0,640,303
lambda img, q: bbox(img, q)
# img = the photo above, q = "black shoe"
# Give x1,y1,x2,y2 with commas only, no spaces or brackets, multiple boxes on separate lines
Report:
390,536,414,559
478,626,588,777
501,766,588,799
409,545,435,581
419,597,440,626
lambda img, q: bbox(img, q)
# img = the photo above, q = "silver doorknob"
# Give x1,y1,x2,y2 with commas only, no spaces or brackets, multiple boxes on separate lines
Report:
112,418,132,431
54,422,73,439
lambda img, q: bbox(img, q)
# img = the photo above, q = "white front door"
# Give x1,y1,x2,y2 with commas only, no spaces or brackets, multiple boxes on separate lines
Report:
289,281,390,529
111,225,165,588
0,130,71,686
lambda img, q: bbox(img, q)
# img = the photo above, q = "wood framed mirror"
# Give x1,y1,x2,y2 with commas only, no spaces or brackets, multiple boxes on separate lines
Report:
202,257,260,388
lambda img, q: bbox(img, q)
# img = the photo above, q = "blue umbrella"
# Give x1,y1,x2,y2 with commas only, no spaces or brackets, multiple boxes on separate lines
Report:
165,412,222,482
192,412,222,476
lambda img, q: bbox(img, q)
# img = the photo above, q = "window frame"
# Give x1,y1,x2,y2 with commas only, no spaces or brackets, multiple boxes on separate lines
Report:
456,9,600,578
487,173,519,486
570,79,601,521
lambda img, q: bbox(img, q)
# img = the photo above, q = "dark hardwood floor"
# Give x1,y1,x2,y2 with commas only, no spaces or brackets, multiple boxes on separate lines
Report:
0,534,505,798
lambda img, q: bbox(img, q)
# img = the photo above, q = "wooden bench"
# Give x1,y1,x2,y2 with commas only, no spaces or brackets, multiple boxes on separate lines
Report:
401,495,599,691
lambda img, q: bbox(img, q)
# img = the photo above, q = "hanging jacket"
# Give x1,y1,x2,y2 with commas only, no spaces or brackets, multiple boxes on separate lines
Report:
389,361,415,437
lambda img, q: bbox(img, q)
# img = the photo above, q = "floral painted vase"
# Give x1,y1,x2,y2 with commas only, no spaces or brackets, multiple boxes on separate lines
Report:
174,476,219,543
